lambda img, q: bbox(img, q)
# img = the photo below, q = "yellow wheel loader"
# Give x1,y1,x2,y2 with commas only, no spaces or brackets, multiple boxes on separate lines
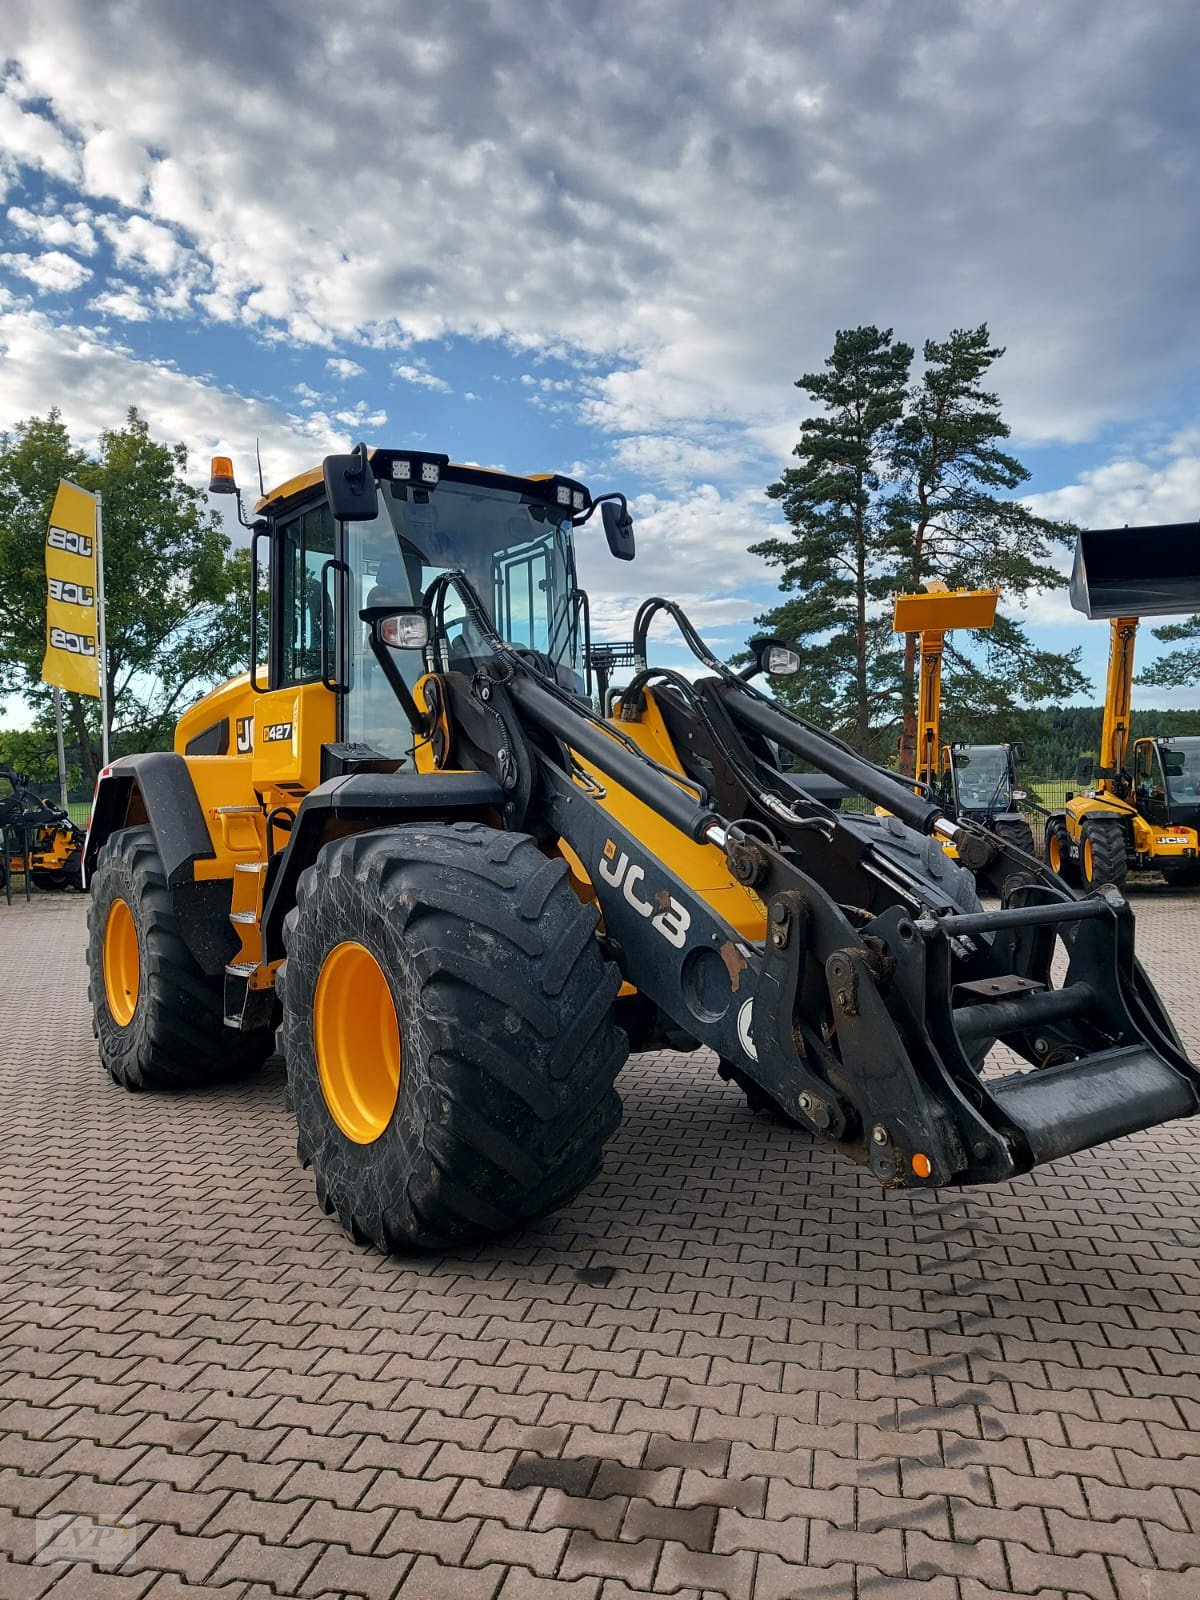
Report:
1046,525,1200,890
893,585,1035,858
0,765,85,895
81,447,1200,1250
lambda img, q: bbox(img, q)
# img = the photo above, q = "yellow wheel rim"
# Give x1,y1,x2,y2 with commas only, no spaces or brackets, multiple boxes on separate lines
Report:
313,941,402,1144
103,898,140,1028
1083,838,1094,882
1048,833,1062,872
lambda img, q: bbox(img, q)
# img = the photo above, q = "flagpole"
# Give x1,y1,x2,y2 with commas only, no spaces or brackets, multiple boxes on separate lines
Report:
95,489,109,767
54,688,69,811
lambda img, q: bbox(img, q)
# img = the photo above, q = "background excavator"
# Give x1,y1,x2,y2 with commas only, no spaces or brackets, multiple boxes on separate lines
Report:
892,584,1035,855
79,446,1200,1250
1045,523,1200,889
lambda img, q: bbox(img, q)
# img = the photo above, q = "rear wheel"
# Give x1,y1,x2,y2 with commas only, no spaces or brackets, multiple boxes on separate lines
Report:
279,821,628,1251
1080,815,1127,888
87,827,273,1089
993,817,1035,855
1161,861,1200,888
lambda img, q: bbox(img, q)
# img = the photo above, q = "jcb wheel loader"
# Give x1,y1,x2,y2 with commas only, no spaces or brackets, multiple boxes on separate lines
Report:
1048,524,1200,890
892,586,1035,858
82,447,1200,1251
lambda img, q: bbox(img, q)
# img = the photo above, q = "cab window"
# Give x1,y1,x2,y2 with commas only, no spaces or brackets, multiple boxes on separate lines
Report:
278,505,335,685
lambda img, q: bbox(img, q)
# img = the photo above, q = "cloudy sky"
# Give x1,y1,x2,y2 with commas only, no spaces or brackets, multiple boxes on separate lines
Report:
2,0,1198,710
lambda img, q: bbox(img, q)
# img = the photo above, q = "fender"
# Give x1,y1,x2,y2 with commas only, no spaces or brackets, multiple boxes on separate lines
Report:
85,752,216,888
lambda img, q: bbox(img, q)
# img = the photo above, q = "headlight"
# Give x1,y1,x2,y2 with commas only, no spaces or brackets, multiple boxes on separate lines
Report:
380,611,430,650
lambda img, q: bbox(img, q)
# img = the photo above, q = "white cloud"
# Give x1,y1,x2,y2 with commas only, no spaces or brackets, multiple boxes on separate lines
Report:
88,285,152,321
394,363,451,393
326,356,365,379
7,204,96,254
0,308,347,492
96,213,185,277
0,249,91,292
1025,430,1200,529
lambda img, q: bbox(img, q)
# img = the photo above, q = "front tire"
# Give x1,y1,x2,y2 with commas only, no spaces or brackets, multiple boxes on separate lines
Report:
1080,815,1127,888
280,822,628,1251
87,827,273,1089
993,817,1035,855
1045,818,1078,884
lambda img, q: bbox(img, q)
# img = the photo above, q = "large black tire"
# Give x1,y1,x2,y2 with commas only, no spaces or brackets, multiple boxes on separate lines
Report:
1161,861,1200,888
993,817,1036,856
1080,814,1127,888
1045,818,1079,885
279,822,628,1251
87,827,273,1090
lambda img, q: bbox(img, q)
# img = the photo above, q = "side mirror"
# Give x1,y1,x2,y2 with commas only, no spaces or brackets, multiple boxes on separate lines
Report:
739,635,801,681
1010,741,1025,763
1074,756,1094,786
324,442,379,522
601,500,635,562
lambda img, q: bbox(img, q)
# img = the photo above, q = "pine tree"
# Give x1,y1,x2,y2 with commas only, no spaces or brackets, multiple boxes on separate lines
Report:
750,327,913,754
751,325,1088,759
888,325,1085,770
1137,617,1200,689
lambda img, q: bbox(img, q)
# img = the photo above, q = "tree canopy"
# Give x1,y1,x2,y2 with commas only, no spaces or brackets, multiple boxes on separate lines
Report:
751,325,1089,757
0,408,251,785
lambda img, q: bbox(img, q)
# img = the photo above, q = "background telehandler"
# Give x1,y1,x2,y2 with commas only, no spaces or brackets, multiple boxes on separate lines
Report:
893,584,1035,856
81,447,1200,1250
1045,523,1200,889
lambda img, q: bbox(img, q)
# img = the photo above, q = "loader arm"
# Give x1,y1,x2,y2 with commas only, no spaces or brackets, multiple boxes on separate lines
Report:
401,579,1200,1191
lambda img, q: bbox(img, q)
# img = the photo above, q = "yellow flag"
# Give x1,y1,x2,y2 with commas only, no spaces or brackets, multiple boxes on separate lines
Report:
42,480,101,698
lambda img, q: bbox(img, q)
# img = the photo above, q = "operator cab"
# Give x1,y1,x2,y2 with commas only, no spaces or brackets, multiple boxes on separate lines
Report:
233,448,631,771
1132,736,1200,832
943,743,1014,819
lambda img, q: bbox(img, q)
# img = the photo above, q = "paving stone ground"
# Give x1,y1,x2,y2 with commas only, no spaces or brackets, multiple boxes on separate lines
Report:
1,887,1198,1600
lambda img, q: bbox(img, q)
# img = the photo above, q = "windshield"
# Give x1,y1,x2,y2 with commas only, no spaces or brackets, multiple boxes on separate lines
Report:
345,477,579,759
953,745,1009,807
1160,739,1200,803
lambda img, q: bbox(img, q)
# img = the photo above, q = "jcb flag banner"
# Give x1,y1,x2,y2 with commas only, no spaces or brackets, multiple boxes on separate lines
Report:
42,480,101,698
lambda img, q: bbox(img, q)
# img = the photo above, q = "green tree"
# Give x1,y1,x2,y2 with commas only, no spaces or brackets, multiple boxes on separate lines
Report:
0,408,252,786
1137,616,1200,689
750,326,913,754
751,325,1089,757
888,325,1086,769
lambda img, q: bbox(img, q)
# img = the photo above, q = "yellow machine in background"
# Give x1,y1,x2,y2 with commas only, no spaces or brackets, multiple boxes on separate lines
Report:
1046,524,1200,889
892,584,1035,856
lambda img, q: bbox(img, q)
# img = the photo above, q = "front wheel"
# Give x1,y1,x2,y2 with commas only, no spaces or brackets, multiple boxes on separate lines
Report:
279,822,628,1251
1045,818,1079,885
1080,815,1127,888
993,817,1035,855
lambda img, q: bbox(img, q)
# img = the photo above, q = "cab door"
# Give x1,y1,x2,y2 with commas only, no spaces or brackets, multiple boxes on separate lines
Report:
1132,740,1168,826
251,501,337,797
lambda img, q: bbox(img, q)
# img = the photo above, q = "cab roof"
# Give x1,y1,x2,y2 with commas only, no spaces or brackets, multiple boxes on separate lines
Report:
253,451,589,516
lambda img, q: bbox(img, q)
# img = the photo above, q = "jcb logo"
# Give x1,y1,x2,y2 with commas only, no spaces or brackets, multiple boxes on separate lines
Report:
48,578,95,608
47,526,94,558
597,841,691,949
262,722,293,744
236,717,253,753
49,626,96,656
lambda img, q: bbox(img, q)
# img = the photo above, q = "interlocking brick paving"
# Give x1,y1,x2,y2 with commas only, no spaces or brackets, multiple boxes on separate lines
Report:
1,887,1198,1598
